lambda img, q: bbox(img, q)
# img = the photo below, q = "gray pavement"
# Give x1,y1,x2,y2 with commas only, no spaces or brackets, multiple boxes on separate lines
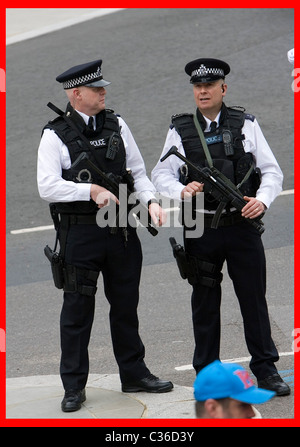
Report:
6,374,195,419
5,8,294,422
5,238,293,420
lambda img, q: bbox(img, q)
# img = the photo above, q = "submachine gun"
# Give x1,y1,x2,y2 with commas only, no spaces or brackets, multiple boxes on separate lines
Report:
160,146,265,234
71,151,158,237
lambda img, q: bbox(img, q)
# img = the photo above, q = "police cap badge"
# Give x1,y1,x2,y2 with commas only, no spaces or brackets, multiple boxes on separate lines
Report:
185,58,230,84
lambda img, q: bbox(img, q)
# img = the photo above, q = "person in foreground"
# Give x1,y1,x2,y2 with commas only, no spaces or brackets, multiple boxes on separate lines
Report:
194,360,275,419
152,57,290,396
37,59,173,412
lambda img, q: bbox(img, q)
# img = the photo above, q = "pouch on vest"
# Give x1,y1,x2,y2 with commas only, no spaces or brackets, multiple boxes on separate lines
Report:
236,152,261,196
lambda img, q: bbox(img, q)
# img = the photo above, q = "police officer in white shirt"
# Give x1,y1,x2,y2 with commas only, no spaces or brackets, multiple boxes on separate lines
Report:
37,59,173,412
152,58,290,396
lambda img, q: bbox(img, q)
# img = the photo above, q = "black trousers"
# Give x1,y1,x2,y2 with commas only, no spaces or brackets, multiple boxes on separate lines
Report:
185,221,279,380
60,224,150,390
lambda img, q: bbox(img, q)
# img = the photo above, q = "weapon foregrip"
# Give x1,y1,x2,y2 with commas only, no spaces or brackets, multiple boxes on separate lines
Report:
148,224,158,236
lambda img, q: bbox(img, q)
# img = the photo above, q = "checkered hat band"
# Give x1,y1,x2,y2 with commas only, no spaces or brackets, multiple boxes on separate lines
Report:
191,66,224,78
63,71,103,89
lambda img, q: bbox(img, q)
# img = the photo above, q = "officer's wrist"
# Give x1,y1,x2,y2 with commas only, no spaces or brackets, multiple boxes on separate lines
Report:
147,198,160,208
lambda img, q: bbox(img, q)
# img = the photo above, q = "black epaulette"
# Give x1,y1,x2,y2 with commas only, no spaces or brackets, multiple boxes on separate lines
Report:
106,108,122,119
47,115,63,125
171,113,193,120
43,115,65,137
229,105,246,112
229,105,255,122
244,113,255,122
170,113,193,129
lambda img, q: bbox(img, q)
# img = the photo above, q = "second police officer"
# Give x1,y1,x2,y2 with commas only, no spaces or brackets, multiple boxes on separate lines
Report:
152,58,290,396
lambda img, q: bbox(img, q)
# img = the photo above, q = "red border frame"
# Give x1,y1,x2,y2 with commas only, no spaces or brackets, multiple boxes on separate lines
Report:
0,4,298,429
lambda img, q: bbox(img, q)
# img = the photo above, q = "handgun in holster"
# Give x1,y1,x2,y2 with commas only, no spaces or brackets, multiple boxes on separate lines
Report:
169,237,197,285
169,237,222,288
44,244,64,289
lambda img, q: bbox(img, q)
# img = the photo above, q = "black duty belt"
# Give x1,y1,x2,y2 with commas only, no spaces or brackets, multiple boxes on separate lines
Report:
61,214,98,225
203,211,243,228
62,211,243,228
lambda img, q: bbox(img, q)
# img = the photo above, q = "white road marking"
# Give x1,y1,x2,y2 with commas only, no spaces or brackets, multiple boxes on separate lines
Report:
279,189,294,196
10,225,54,235
175,351,294,371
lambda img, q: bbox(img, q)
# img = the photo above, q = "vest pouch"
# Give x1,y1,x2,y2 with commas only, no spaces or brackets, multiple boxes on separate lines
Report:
236,153,261,197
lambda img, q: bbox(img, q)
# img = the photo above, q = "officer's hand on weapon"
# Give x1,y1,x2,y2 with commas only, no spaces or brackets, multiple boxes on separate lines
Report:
241,196,266,219
148,202,167,226
181,181,204,199
90,184,120,209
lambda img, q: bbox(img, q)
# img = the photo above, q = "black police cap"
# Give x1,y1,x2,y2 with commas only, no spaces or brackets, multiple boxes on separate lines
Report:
56,59,111,89
185,58,230,84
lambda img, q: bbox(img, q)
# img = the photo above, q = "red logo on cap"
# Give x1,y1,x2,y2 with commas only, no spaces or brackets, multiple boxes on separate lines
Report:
234,370,254,389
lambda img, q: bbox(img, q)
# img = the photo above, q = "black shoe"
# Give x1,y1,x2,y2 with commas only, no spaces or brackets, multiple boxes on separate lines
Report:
122,374,174,393
61,389,86,412
258,374,291,396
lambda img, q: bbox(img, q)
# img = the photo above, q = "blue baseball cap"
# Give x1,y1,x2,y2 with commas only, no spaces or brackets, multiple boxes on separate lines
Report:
194,360,275,404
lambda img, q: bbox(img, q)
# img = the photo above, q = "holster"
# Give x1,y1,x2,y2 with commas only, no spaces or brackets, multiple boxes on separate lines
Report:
169,237,193,282
44,203,66,290
44,245,64,289
169,237,222,288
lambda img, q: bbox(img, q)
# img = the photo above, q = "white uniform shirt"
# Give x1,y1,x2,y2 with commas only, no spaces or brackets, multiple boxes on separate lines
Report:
37,110,156,205
151,113,283,209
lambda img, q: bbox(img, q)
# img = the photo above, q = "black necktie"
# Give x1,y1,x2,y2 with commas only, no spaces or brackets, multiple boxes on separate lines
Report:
88,116,94,130
210,121,217,132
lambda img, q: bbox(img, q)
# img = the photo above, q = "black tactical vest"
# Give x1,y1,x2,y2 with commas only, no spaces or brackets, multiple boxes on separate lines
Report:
44,103,127,214
171,103,260,211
